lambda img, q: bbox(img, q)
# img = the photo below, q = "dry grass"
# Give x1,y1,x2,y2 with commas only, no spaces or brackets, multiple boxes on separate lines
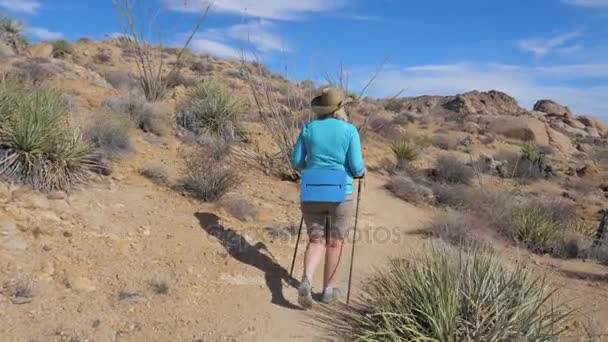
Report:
51,40,73,58
84,110,133,157
102,96,170,136
432,133,459,150
179,137,239,202
431,155,474,185
385,175,433,204
140,162,169,184
427,211,480,246
221,198,258,222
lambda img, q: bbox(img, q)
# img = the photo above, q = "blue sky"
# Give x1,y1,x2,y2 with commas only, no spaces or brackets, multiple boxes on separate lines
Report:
2,0,607,118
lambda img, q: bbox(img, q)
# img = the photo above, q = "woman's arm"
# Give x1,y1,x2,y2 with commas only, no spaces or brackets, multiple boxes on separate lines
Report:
347,127,365,177
291,128,307,170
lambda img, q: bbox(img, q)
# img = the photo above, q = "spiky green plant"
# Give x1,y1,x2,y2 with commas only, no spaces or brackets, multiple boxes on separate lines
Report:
177,80,244,139
521,141,544,164
0,81,94,191
317,245,570,341
390,137,419,167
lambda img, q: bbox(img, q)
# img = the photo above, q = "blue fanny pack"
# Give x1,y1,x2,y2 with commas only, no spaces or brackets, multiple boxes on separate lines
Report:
300,169,348,203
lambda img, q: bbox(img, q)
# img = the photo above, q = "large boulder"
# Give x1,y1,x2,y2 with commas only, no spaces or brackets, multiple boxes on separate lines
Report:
482,116,549,145
546,127,577,155
26,42,53,58
443,90,524,115
533,99,573,118
578,116,608,136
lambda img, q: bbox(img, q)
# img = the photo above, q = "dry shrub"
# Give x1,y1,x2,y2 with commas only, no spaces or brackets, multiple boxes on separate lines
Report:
140,161,169,184
0,80,94,191
432,183,472,208
190,60,213,73
317,245,569,341
427,211,480,246
385,175,433,204
104,70,138,91
51,40,73,58
432,155,473,185
494,150,545,181
179,137,239,202
94,51,111,64
12,58,57,83
222,198,258,222
164,71,197,88
84,110,133,157
102,96,170,136
432,133,459,150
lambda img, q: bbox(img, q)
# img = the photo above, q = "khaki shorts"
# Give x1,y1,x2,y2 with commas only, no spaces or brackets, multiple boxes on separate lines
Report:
301,195,355,240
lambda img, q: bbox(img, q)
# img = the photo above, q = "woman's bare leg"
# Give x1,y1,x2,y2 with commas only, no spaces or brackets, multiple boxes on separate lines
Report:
323,238,345,289
303,237,325,281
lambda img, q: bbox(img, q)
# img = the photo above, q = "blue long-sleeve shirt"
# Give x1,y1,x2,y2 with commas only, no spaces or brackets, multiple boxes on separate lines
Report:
291,117,365,194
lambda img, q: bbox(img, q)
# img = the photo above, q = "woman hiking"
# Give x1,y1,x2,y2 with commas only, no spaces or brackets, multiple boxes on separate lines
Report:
291,87,365,309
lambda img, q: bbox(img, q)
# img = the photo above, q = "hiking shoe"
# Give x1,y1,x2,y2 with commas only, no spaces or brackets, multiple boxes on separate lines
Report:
321,288,341,304
298,278,313,309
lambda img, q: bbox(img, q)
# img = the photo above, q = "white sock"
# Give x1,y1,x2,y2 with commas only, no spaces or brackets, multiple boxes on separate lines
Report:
324,287,334,294
302,274,312,284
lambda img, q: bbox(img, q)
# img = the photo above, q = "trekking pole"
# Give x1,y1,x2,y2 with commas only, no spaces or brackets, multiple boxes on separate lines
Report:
346,176,364,305
289,216,305,286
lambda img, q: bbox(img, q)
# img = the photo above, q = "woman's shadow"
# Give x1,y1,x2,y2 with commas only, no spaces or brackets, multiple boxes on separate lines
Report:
195,212,301,310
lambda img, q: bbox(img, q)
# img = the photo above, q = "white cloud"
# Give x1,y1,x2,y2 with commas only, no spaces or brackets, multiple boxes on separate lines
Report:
563,0,608,7
26,27,63,41
226,20,289,52
518,30,584,57
189,38,242,58
0,0,41,13
362,63,608,118
163,0,345,20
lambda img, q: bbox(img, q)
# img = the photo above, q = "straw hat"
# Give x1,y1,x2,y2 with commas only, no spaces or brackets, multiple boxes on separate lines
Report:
311,87,353,115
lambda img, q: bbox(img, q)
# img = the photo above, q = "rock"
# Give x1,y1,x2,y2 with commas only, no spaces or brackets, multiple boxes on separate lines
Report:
38,210,61,224
578,116,608,135
66,275,97,292
0,234,27,251
533,99,573,118
565,118,586,130
546,127,577,155
576,162,599,178
551,120,588,137
10,296,33,305
27,42,53,58
483,116,549,144
443,90,524,115
47,191,67,200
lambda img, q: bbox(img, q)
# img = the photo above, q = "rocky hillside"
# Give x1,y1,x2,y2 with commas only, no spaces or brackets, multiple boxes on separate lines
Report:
1,35,608,340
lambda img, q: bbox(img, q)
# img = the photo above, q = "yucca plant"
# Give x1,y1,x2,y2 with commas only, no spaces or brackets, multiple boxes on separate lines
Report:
0,81,94,191
512,203,563,253
391,137,419,168
177,80,244,140
316,245,569,341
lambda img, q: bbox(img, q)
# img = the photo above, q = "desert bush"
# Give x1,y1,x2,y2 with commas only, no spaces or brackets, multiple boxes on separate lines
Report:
190,60,213,73
553,232,591,259
104,70,138,91
94,51,111,64
510,200,577,254
318,245,568,341
222,198,258,222
427,211,480,246
12,58,56,83
112,0,213,101
0,15,24,34
179,137,239,202
432,155,473,185
495,150,545,181
569,219,597,239
385,175,433,204
0,81,94,191
51,40,73,58
177,80,244,139
140,161,169,184
431,183,471,208
390,137,419,167
84,110,132,157
432,133,459,150
164,71,197,88
102,96,170,136
392,112,416,126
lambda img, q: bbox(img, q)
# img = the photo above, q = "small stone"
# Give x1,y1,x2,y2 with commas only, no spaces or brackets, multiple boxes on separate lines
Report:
63,231,72,238
67,276,97,292
10,296,33,305
47,191,67,200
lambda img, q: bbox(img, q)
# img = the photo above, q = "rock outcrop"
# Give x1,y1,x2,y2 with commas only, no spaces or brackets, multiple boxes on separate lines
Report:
533,99,573,118
443,90,524,116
